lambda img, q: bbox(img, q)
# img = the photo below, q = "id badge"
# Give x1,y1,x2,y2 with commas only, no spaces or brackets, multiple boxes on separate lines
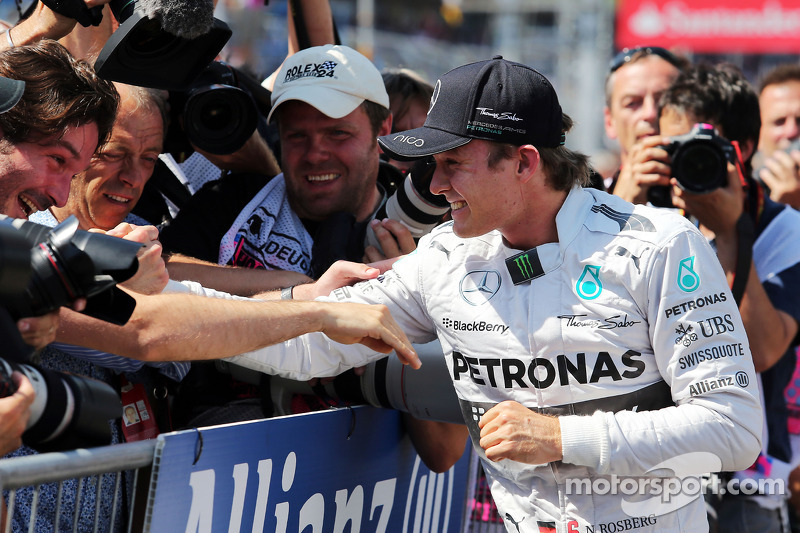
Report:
120,375,159,442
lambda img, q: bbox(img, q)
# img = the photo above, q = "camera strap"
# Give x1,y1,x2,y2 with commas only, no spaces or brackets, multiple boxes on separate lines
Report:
729,174,764,307
727,141,758,307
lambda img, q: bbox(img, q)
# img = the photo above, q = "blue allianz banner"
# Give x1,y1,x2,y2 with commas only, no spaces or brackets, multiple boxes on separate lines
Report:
146,406,471,532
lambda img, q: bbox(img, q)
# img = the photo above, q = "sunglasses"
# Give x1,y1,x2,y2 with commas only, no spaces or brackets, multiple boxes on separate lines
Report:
609,46,680,73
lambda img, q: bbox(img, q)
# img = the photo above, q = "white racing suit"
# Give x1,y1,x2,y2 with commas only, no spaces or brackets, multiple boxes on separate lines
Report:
231,186,762,533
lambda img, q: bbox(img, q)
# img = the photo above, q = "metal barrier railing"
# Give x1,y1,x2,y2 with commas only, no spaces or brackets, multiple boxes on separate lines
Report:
0,417,505,532
0,441,156,533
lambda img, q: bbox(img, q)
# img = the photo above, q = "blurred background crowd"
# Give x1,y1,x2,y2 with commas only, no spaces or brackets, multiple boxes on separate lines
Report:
0,0,792,170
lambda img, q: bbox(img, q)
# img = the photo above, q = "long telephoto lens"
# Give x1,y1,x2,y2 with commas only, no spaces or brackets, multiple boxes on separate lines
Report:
0,359,121,453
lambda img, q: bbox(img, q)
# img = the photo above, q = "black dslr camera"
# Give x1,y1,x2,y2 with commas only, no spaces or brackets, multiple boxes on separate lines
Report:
0,216,141,324
165,61,272,156
0,215,141,452
648,123,736,208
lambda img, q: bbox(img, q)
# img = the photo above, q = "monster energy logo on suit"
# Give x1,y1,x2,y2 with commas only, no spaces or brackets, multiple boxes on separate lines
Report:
506,248,544,284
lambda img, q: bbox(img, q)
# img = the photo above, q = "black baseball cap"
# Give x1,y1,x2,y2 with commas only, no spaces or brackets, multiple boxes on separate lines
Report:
0,75,24,114
378,56,564,161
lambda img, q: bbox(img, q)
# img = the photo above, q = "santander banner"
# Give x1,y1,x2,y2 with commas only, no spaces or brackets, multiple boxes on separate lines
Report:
616,1,800,53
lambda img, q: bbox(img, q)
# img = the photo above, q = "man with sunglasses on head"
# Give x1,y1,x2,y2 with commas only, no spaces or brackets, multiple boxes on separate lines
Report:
604,46,688,203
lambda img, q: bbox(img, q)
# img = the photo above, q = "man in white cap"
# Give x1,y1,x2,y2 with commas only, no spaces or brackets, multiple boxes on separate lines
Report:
229,56,762,532
161,44,415,276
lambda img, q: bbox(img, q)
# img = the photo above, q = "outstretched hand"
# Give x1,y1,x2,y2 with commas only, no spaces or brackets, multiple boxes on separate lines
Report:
297,259,405,388
17,311,60,349
4,0,114,48
18,297,85,349
317,302,420,368
293,260,381,300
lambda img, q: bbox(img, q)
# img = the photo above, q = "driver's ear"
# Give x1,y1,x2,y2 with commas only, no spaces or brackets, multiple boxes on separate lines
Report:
516,145,539,184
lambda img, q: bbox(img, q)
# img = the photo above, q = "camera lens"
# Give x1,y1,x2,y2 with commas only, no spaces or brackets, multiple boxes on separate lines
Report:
363,159,449,255
108,0,135,21
183,85,257,154
0,359,121,453
674,142,727,193
198,99,232,131
0,215,140,325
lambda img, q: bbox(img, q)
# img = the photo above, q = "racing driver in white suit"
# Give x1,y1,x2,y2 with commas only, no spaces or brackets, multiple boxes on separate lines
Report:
229,57,762,533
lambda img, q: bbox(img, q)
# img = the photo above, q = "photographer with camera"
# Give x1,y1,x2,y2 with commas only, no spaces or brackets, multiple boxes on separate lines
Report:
0,69,77,354
0,38,114,364
0,38,116,361
756,64,800,210
656,63,800,533
160,44,419,275
0,37,122,530
603,46,688,201
0,51,102,463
